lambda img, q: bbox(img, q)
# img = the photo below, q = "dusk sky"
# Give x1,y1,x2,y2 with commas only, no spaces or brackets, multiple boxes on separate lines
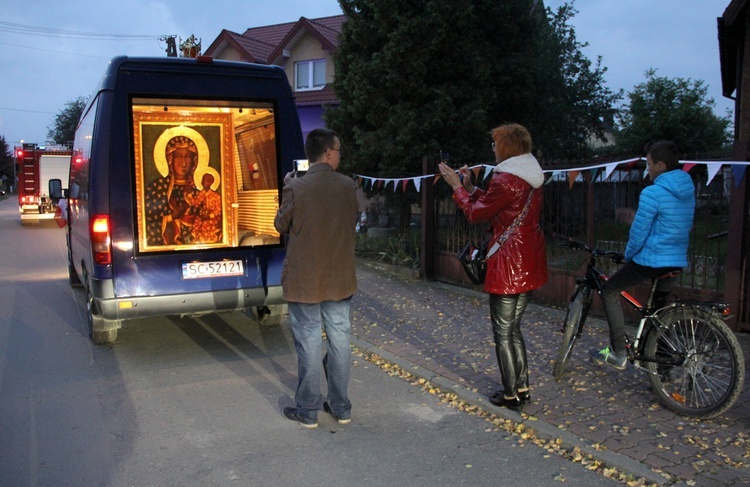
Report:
0,0,734,148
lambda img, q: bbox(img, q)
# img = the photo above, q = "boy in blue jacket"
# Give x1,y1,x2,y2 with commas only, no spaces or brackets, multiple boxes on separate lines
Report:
590,141,695,369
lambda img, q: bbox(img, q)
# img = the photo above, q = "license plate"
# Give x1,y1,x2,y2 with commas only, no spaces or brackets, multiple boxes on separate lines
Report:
182,260,244,279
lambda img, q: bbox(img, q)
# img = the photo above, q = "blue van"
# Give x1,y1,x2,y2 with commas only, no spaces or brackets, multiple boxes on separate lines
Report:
53,56,304,344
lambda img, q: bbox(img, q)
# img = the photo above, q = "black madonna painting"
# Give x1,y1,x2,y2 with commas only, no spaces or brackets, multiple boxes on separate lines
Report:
133,111,235,252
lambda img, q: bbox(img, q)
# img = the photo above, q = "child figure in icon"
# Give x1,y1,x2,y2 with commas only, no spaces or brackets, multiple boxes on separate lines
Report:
190,172,223,243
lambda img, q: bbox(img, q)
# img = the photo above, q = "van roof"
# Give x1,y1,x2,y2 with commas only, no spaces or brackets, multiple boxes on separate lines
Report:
96,55,286,89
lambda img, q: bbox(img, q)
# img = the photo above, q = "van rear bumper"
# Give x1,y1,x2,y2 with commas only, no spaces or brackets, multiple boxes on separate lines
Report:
91,278,285,321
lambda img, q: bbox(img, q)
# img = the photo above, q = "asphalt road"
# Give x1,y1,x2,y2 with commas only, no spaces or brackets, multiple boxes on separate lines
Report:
0,197,617,486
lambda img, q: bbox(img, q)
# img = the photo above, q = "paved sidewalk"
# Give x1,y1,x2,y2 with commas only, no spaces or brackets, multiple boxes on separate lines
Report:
350,261,750,486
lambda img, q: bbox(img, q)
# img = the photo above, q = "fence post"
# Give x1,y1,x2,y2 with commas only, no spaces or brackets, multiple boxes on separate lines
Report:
585,170,595,247
724,141,750,330
421,156,436,280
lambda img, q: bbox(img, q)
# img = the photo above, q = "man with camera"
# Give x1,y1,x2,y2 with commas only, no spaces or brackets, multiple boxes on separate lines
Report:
274,128,358,428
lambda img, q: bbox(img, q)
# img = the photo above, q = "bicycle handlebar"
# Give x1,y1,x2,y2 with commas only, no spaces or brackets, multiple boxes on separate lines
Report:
555,235,624,264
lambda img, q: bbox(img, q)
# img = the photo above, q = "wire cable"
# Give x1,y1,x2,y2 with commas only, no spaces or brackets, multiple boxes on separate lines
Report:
0,20,167,41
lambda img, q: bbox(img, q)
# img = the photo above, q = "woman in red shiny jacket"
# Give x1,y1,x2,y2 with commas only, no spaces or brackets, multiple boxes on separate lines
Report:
439,123,548,411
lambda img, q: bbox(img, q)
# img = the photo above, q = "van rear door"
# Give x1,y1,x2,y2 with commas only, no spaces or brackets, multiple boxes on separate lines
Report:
87,58,303,322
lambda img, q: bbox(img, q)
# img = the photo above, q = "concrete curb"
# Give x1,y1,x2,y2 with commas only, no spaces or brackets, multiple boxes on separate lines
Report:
351,335,668,486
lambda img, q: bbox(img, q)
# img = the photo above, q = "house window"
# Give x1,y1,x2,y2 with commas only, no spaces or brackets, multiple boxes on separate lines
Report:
295,60,326,91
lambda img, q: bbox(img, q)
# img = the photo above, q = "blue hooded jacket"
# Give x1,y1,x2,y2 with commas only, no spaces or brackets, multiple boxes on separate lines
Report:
624,169,695,268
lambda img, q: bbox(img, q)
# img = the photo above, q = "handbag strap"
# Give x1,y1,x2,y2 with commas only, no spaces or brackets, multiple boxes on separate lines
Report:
485,188,535,260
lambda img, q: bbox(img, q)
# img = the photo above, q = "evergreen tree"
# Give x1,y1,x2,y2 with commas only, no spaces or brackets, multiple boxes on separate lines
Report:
330,0,490,175
328,0,620,174
530,3,621,161
616,69,731,157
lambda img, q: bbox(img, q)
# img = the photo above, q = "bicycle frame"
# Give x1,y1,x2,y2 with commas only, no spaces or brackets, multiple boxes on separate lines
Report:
573,244,681,364
575,244,728,367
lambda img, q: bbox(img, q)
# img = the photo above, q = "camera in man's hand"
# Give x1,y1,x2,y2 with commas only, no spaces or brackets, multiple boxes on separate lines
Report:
294,159,309,177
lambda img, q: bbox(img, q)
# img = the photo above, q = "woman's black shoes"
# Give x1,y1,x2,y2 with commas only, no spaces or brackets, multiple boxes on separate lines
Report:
489,389,530,410
489,394,523,411
491,390,530,403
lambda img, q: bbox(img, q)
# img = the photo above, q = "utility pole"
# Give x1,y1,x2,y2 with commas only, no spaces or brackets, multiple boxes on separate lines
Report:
161,35,177,57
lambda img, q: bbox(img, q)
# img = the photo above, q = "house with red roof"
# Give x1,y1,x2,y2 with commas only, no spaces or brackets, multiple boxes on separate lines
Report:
204,15,345,139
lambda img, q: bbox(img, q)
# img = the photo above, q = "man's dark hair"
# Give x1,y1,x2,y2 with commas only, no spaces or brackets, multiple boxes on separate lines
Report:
647,141,681,171
305,128,338,162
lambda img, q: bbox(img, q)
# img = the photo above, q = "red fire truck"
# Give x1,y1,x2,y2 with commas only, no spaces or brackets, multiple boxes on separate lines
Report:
15,143,72,225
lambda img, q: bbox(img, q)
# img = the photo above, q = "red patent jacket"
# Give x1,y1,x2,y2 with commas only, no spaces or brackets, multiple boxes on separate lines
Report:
453,172,548,295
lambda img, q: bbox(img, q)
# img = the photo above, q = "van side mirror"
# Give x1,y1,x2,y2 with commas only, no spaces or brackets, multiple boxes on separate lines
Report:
49,179,63,199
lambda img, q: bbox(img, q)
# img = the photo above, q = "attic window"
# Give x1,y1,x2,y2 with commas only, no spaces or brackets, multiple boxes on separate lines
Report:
295,59,326,91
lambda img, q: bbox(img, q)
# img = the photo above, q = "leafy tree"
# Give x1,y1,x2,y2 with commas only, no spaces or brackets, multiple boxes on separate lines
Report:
328,0,620,175
47,96,87,147
616,69,731,157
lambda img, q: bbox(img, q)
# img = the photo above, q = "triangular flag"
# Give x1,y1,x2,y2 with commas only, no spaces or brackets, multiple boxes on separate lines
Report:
414,178,422,192
706,163,722,186
604,162,618,180
623,159,639,171
401,179,409,192
682,163,697,173
567,170,580,189
589,168,600,181
732,165,747,187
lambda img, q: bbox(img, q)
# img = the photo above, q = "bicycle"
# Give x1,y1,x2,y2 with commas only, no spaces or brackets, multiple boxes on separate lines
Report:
553,237,745,419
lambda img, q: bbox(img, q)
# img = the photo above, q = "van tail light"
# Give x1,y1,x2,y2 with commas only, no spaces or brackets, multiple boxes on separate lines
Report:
91,214,112,265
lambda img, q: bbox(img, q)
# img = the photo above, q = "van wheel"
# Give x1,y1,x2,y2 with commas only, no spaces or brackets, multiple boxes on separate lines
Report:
86,285,118,345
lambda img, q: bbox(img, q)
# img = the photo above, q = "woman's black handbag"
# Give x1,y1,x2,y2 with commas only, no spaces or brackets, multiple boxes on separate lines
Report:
458,240,488,285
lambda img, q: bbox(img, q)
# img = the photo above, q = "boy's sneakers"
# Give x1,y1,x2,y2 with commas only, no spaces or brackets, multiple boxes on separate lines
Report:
589,346,627,370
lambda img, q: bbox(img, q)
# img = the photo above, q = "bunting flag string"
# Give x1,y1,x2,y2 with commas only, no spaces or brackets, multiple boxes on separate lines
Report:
352,158,750,192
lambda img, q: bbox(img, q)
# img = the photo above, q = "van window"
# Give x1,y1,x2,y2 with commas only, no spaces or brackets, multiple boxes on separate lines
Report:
70,96,98,200
131,98,281,252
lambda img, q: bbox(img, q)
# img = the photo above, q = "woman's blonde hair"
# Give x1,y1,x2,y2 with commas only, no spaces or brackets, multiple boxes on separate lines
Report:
491,123,532,159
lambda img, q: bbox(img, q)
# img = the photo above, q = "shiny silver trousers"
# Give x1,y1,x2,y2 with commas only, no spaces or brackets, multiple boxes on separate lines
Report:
489,293,530,398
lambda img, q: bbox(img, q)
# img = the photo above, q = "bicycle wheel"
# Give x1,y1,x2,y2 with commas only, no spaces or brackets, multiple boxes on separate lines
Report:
644,305,745,418
553,285,592,380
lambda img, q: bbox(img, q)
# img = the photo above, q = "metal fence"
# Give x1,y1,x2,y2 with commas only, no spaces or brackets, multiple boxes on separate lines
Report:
354,161,732,294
